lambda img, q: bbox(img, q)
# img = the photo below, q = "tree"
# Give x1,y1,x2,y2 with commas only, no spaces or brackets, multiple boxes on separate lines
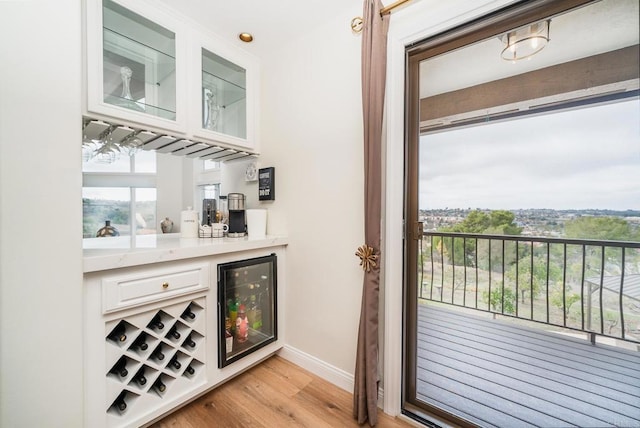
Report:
563,216,639,280
482,282,516,315
550,287,581,321
488,210,523,235
564,216,637,241
505,253,562,303
437,210,523,268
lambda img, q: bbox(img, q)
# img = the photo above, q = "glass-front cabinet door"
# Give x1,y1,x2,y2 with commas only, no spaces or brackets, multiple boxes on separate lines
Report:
85,0,186,133
202,49,246,139
217,254,277,368
192,37,259,152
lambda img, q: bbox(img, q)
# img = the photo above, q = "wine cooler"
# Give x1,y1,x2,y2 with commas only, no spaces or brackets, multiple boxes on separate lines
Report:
218,254,277,368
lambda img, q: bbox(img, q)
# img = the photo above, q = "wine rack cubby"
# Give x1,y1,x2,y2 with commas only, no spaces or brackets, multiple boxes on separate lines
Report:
104,298,206,422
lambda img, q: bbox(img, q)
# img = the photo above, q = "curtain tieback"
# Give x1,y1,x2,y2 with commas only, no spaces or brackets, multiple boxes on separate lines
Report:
355,244,379,272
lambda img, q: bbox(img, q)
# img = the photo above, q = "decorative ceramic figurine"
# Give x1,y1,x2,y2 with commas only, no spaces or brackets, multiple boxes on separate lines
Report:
160,217,174,233
96,220,119,237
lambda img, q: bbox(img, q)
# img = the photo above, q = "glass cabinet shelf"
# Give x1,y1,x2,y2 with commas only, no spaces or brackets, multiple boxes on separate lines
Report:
102,0,177,121
201,48,247,139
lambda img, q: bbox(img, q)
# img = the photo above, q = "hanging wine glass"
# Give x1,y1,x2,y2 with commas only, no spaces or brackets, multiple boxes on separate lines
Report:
120,131,144,156
93,126,120,164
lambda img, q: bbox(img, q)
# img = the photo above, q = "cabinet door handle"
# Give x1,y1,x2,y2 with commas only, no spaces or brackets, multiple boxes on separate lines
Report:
162,282,169,289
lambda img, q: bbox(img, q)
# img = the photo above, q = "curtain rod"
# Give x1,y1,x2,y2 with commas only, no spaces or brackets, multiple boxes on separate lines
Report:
351,0,413,33
380,0,411,16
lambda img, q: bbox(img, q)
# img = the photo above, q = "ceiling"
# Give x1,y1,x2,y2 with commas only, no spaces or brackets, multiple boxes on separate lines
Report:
156,0,359,58
154,0,639,98
420,0,640,98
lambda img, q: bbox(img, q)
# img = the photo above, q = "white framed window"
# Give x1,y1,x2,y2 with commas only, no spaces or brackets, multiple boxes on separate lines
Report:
82,149,157,238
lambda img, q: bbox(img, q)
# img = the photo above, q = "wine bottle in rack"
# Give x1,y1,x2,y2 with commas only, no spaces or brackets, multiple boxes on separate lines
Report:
114,391,128,413
181,306,196,320
168,325,181,340
133,367,147,386
169,354,181,370
131,333,148,351
184,333,196,348
151,345,165,361
110,357,128,378
107,323,127,343
149,314,164,330
153,378,166,394
185,365,195,375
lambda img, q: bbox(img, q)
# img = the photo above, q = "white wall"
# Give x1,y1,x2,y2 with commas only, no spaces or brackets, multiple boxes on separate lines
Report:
0,1,84,426
259,4,365,378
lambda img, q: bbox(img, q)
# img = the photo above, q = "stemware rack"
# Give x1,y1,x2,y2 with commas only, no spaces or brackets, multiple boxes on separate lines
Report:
82,117,257,162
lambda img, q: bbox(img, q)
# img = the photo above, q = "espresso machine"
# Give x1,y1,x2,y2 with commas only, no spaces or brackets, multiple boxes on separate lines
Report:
227,193,246,237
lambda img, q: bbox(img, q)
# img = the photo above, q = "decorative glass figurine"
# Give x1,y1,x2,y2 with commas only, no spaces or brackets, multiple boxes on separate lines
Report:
115,66,144,112
204,87,221,130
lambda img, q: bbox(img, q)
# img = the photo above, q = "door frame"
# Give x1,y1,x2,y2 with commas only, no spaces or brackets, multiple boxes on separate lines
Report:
382,0,596,424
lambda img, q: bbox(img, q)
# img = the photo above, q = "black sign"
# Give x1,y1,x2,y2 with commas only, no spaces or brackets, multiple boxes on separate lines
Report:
258,167,275,201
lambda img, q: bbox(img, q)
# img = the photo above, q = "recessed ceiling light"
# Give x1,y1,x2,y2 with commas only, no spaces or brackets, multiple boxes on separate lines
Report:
238,33,253,43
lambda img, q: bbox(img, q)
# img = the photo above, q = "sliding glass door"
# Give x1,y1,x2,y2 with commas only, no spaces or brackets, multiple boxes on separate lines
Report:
403,1,640,426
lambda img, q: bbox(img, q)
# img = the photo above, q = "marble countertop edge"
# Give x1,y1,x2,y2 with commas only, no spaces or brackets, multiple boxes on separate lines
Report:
83,234,288,273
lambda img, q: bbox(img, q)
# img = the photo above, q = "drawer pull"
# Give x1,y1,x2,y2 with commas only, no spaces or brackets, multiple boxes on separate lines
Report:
162,282,169,289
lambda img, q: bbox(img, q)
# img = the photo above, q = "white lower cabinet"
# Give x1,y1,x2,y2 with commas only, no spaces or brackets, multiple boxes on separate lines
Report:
84,247,285,428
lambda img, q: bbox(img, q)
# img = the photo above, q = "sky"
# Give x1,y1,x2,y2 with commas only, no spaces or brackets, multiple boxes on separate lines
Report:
419,98,640,211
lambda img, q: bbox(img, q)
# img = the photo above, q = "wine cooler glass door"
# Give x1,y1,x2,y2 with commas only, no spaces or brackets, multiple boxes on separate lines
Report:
218,254,277,368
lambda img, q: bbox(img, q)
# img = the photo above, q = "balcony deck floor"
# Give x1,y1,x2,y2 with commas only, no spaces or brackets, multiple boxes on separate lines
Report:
417,303,640,428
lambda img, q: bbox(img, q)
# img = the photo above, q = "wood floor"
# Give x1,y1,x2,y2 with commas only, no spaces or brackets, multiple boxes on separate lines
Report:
150,355,414,428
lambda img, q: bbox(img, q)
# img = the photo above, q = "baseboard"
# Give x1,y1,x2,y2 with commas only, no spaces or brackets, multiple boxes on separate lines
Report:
277,345,384,407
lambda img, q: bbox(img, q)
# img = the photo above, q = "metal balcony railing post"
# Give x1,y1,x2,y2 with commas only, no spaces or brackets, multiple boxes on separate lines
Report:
620,247,626,340
546,242,550,324
582,245,587,331
463,237,467,307
600,246,605,335
429,235,434,300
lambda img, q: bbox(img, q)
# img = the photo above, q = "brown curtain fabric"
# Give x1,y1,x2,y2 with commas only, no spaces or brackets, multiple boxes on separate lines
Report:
353,0,389,426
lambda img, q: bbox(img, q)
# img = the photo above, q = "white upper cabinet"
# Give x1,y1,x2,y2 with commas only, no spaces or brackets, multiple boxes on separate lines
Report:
190,34,260,152
84,0,259,152
85,0,188,133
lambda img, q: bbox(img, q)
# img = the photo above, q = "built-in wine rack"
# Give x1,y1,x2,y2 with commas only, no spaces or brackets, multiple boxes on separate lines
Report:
104,298,206,422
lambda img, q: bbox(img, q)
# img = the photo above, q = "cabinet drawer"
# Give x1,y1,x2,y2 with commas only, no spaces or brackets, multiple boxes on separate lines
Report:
102,262,209,313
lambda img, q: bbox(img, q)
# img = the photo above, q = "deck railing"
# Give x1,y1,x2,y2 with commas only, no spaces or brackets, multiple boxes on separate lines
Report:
419,231,640,343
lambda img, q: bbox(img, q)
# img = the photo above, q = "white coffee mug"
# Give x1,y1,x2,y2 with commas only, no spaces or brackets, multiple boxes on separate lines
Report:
211,223,228,238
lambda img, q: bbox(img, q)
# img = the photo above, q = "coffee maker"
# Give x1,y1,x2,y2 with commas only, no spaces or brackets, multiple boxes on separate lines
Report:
227,193,246,237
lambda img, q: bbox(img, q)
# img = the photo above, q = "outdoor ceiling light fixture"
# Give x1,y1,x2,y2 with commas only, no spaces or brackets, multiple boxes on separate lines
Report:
501,19,551,62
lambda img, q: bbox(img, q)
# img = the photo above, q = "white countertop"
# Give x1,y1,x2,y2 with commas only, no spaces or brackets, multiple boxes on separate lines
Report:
83,233,288,273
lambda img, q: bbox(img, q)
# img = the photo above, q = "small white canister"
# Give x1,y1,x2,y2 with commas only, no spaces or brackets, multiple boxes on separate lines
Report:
180,207,199,238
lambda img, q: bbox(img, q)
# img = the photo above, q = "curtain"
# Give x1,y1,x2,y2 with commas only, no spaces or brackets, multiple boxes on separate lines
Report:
353,0,389,426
